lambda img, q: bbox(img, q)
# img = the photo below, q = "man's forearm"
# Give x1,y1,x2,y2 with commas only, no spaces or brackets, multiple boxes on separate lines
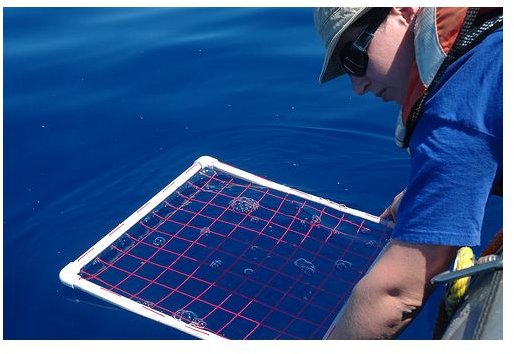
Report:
326,277,419,339
325,240,456,339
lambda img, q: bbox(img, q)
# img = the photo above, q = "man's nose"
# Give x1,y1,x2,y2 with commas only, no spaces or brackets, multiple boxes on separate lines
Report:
349,75,370,95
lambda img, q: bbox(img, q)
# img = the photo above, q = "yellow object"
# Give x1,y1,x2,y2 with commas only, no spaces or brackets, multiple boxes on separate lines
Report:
444,247,475,317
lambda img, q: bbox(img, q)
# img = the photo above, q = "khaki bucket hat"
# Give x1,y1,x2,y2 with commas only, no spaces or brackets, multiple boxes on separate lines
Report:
313,7,372,83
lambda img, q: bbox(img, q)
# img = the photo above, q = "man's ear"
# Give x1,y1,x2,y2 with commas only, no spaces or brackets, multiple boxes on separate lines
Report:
391,7,419,25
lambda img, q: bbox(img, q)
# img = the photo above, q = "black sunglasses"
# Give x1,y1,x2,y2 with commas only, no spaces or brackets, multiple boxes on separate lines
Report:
339,8,391,77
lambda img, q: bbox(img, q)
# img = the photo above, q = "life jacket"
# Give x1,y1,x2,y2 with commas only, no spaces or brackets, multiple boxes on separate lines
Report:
394,7,503,196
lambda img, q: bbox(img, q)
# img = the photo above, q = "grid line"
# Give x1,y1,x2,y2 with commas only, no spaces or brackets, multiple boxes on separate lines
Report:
109,172,222,293
213,187,294,337
108,241,327,329
246,202,324,339
173,190,374,261
173,184,272,337
78,167,391,339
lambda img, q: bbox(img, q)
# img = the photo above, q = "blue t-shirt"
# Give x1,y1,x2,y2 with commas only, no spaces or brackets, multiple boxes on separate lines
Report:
392,28,502,246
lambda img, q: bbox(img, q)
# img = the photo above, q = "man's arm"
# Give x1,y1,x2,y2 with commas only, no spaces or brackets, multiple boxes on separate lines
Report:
327,239,457,339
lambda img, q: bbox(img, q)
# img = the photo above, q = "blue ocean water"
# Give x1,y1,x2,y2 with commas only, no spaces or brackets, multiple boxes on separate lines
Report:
3,7,502,340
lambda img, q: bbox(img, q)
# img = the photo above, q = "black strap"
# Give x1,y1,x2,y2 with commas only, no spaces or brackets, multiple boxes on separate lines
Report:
366,8,392,34
402,8,503,149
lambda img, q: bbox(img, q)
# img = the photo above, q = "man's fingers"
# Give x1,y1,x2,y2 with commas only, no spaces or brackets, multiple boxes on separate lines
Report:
380,189,406,223
380,206,392,219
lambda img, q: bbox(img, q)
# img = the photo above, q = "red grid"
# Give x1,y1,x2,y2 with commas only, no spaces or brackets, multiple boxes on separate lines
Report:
79,167,390,339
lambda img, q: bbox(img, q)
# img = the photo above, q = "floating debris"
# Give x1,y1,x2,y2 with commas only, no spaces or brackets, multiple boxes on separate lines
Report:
365,240,377,248
334,259,352,271
173,309,206,328
209,259,222,270
294,258,316,276
311,215,321,225
229,197,259,213
152,236,166,247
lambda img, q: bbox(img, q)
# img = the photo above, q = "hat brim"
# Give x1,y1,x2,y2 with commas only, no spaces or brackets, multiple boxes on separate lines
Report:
319,8,372,83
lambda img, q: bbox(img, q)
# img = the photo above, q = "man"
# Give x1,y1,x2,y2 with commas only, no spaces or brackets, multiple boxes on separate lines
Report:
313,7,502,339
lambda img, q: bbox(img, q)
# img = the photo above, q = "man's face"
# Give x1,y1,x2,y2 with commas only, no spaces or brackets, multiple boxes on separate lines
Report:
339,13,415,105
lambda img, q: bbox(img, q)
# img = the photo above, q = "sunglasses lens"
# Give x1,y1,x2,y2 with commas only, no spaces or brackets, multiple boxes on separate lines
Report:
347,53,368,76
340,43,368,76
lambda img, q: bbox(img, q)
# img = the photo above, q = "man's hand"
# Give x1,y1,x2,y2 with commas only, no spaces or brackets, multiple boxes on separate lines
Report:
380,189,406,223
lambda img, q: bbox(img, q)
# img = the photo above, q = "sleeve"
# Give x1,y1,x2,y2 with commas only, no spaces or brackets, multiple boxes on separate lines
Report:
391,29,502,246
391,118,498,246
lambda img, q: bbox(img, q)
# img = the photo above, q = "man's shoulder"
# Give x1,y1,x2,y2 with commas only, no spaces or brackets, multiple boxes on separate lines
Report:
450,27,502,76
422,27,502,138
